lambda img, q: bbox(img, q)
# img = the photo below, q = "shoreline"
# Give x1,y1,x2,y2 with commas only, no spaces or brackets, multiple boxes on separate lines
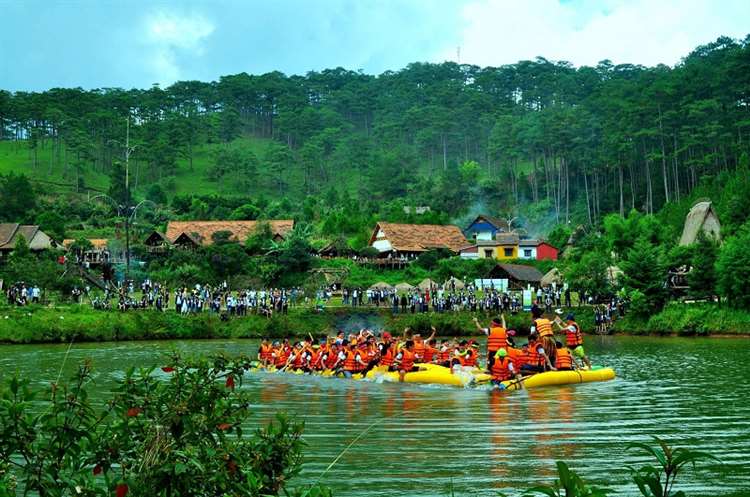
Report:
2,302,749,345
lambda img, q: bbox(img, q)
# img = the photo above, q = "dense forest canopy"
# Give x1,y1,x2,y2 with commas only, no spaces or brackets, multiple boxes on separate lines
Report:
1,35,749,236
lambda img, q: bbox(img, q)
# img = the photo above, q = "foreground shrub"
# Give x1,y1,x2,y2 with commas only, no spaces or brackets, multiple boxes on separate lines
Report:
0,354,330,497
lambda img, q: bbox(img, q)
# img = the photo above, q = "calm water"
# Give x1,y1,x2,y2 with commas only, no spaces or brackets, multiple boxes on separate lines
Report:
0,336,748,496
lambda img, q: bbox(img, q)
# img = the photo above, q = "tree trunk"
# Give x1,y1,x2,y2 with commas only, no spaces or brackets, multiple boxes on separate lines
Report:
672,133,680,202
442,134,447,171
618,164,624,216
584,173,592,226
658,104,670,204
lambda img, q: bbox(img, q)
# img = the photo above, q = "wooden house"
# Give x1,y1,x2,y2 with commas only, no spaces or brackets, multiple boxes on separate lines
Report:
368,222,467,258
488,263,543,290
465,215,510,241
165,220,295,248
0,224,55,256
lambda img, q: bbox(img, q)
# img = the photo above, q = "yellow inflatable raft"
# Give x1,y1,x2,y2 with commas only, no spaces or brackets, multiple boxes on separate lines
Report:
365,363,489,387
495,367,617,391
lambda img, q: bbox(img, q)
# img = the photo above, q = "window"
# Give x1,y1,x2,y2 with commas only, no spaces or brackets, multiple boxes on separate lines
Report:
504,248,513,257
484,249,494,258
524,249,532,258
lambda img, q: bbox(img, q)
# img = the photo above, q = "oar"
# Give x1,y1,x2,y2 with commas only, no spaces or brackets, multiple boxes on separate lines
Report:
501,375,531,391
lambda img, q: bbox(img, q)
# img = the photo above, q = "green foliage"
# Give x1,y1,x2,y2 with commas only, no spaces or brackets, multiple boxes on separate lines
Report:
628,436,720,497
414,249,453,270
245,221,274,255
715,224,750,308
546,224,572,253
0,356,329,496
564,251,612,299
620,237,668,315
0,173,37,222
526,461,610,497
687,232,718,298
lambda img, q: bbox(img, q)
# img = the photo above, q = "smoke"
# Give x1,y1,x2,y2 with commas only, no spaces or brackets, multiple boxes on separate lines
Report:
333,311,386,333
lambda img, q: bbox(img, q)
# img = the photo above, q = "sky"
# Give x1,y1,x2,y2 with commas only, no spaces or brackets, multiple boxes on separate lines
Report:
1,0,748,91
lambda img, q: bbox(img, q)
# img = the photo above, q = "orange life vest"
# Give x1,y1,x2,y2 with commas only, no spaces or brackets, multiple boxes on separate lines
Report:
487,326,508,351
439,346,452,362
275,347,289,368
461,349,478,367
555,348,573,370
423,346,437,363
525,341,542,367
292,349,305,368
399,349,415,371
326,347,340,369
259,344,272,361
535,318,554,338
413,341,426,362
508,347,525,369
491,356,514,381
380,344,395,366
565,322,583,347
343,350,358,371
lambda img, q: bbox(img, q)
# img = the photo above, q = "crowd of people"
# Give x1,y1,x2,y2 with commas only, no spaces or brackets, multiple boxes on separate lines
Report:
255,305,592,386
86,279,304,317
3,282,42,306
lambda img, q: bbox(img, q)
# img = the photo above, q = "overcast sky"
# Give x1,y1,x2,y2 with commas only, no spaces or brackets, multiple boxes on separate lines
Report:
1,0,748,91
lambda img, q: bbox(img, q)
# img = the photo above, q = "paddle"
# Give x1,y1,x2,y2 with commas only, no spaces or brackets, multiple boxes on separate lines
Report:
501,375,530,391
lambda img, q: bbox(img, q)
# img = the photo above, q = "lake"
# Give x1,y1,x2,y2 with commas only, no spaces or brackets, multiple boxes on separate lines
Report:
1,336,748,496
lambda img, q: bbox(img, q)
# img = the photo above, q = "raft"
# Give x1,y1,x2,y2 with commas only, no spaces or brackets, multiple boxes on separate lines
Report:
494,367,617,391
251,363,615,390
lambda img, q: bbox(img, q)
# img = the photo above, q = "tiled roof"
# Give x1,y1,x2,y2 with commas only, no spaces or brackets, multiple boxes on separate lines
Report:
371,222,467,253
165,220,295,246
519,239,540,246
495,232,520,245
469,215,510,232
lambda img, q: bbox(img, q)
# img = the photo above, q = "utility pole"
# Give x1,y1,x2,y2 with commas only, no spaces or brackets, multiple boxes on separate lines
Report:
124,114,133,279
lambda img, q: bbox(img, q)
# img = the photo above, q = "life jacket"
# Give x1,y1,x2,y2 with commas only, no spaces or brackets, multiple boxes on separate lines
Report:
508,347,525,369
413,340,426,362
399,349,415,371
535,318,554,338
309,349,321,370
423,345,437,363
487,325,508,351
274,347,289,368
380,344,395,366
344,350,359,371
439,346,453,362
292,350,305,368
565,322,583,347
259,344,272,361
555,348,573,370
326,348,340,369
525,341,541,367
462,349,478,367
365,345,378,362
491,356,514,381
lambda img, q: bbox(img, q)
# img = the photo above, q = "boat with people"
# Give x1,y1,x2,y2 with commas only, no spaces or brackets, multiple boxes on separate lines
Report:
249,306,617,391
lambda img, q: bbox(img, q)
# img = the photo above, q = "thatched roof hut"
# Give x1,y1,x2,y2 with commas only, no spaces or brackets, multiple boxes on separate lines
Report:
487,263,543,290
679,201,721,246
444,276,465,290
395,282,415,292
369,281,394,291
417,278,439,291
541,268,562,287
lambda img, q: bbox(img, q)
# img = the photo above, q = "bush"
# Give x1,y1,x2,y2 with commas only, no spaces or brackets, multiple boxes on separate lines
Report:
716,224,750,308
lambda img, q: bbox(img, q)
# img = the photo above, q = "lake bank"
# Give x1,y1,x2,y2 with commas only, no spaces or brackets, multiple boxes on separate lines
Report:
1,302,749,344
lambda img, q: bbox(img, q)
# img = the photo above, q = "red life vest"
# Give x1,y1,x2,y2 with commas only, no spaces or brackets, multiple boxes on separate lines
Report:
487,326,508,351
439,346,452,362
423,346,437,363
380,344,395,366
565,322,583,347
462,349,478,367
259,344,272,361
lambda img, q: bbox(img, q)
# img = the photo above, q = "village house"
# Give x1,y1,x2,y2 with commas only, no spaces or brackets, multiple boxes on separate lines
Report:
368,222,467,258
487,263,544,291
460,234,559,261
152,220,295,249
518,239,559,261
464,215,510,241
679,200,721,246
61,239,111,265
0,224,55,257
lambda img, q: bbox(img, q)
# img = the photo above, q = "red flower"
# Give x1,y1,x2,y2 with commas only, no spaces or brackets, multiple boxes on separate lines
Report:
161,366,175,373
225,376,235,389
116,483,129,497
126,407,142,417
93,464,103,475
217,423,232,431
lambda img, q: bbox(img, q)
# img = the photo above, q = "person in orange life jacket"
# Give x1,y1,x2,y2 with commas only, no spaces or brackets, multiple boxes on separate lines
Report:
451,340,476,368
437,339,454,367
490,348,523,388
473,315,508,371
554,341,576,371
520,332,555,374
412,326,436,363
423,338,439,363
378,331,397,369
336,341,361,378
257,339,273,366
554,313,592,369
394,340,418,382
330,339,348,372
530,305,557,366
284,342,305,371
357,337,378,374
